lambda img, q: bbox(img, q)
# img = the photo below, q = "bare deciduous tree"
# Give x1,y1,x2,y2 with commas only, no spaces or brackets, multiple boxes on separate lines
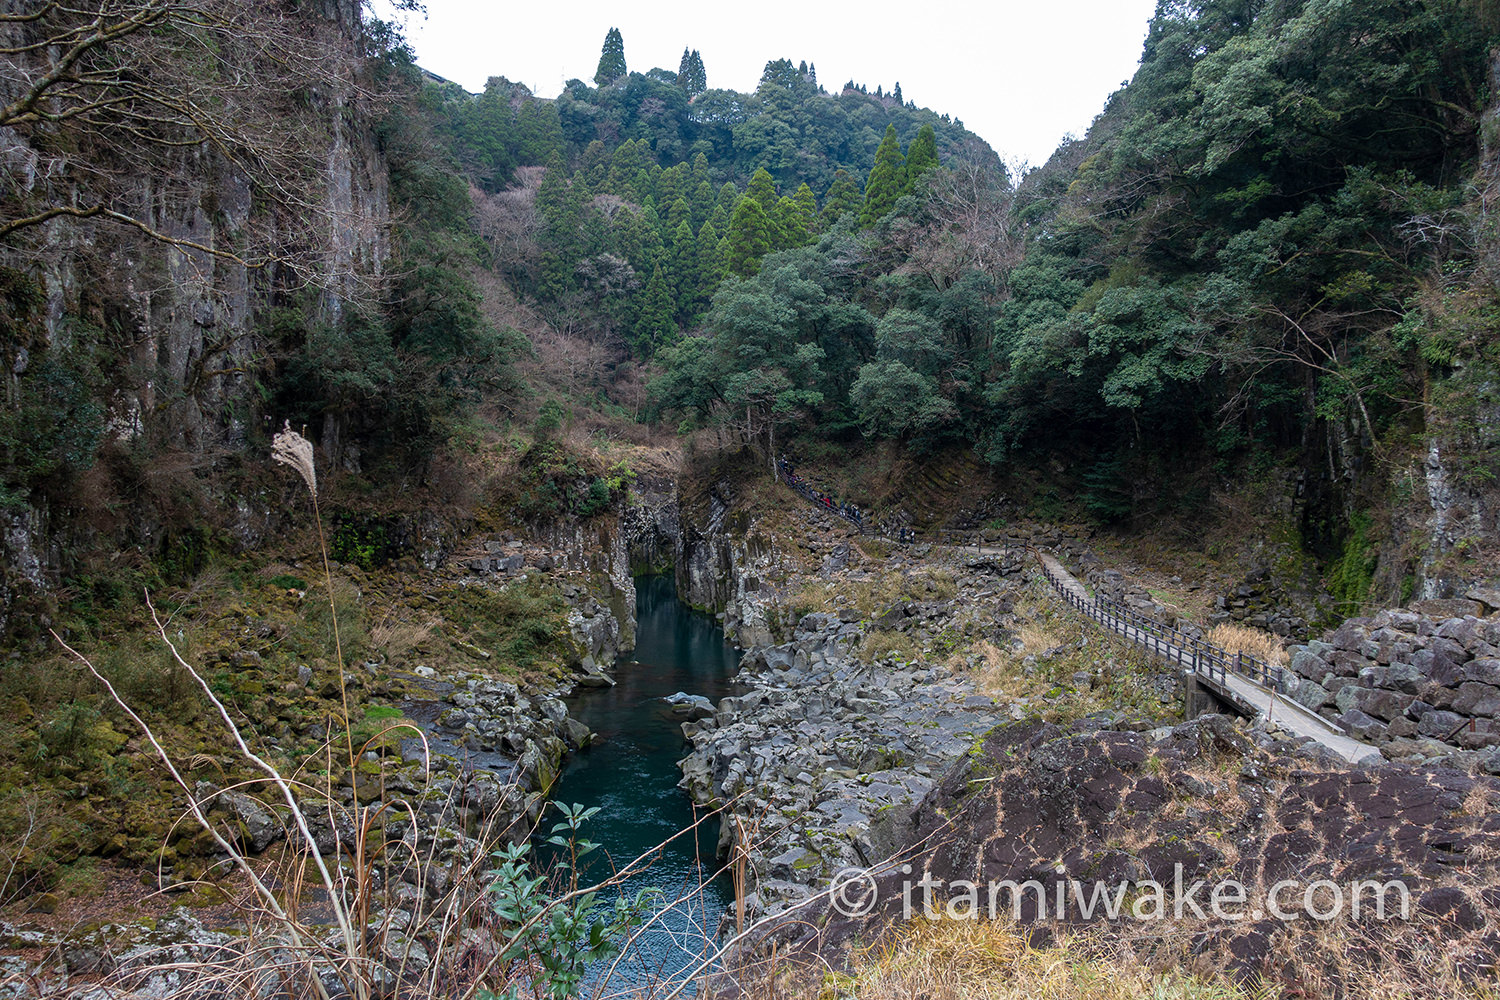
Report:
0,0,401,284
894,144,1023,293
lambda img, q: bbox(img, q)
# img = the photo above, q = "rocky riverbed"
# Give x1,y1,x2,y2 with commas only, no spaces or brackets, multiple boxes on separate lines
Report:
678,600,1175,921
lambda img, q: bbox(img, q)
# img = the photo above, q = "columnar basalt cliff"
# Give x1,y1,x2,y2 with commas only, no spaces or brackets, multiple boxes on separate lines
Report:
0,2,392,632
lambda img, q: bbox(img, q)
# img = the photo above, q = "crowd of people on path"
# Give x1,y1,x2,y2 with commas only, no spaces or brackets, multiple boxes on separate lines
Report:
777,456,865,528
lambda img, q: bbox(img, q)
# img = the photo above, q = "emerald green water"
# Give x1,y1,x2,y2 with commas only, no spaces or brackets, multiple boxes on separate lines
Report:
545,574,740,992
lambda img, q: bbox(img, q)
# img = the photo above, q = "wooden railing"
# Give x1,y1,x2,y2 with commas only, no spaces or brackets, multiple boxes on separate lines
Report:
1037,557,1291,695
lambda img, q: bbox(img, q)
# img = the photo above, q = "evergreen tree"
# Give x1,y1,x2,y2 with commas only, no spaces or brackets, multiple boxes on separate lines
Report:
821,169,862,227
693,49,708,93
535,152,570,217
690,151,711,186
610,207,644,268
773,195,809,249
677,48,707,98
716,181,741,216
536,154,580,298
637,203,666,269
791,183,819,238
892,81,903,105
859,124,905,227
581,140,610,188
746,167,778,213
594,27,626,87
707,202,730,235
726,197,774,276
695,219,727,304
902,123,939,193
666,196,693,235
515,98,565,163
669,219,697,316
634,264,677,355
657,164,687,213
691,179,716,227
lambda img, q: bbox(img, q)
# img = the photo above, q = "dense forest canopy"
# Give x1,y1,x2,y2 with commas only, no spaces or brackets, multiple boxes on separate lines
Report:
627,1,1500,499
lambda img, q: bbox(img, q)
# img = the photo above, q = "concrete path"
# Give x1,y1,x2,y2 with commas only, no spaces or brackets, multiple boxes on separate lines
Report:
1030,552,1381,765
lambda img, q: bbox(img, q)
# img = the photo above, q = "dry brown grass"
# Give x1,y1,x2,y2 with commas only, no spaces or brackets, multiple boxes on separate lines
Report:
735,911,1500,1000
368,611,437,662
784,567,960,623
820,918,1246,1000
1206,624,1289,666
946,638,1006,673
963,578,1171,723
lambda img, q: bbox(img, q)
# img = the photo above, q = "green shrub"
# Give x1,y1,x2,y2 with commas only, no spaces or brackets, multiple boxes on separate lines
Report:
1328,512,1377,617
330,517,395,570
480,803,653,1000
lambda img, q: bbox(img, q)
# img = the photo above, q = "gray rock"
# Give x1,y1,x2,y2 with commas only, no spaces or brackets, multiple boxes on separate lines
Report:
1352,687,1412,722
1451,682,1500,717
1466,588,1500,613
1292,680,1331,713
1413,600,1484,619
219,791,281,853
1406,700,1436,720
1418,710,1466,740
562,717,592,749
1364,662,1425,695
1335,709,1388,742
1388,716,1420,738
1464,658,1500,687
665,692,716,719
1289,647,1328,680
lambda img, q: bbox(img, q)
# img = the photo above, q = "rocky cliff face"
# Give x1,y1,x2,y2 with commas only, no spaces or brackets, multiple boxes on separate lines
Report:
622,469,783,647
0,5,391,633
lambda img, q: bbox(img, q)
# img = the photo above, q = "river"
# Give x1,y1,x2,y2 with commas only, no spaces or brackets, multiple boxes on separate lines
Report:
543,574,741,993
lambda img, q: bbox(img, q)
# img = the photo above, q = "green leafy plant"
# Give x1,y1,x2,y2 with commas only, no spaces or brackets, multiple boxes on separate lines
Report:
481,803,654,1000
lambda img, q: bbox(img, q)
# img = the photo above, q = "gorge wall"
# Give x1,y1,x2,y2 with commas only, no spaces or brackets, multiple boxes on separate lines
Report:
0,1,393,634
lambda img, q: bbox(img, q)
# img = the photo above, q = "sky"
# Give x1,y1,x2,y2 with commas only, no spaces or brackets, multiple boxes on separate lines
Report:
371,0,1160,168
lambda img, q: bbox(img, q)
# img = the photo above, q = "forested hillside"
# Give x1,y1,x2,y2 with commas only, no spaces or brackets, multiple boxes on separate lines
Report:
632,1,1500,605
419,38,996,354
4,2,1500,624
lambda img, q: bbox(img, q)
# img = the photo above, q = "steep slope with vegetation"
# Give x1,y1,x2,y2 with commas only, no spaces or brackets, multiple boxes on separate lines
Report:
635,1,1500,607
991,0,1500,598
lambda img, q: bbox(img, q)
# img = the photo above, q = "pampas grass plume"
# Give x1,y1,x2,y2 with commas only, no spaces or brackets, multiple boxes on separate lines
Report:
272,420,317,498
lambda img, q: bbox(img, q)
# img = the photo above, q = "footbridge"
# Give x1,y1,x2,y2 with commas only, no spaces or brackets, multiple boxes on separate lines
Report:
1032,551,1380,763
943,536,1381,764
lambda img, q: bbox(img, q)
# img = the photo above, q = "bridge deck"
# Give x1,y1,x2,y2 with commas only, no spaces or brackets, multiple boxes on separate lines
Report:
1027,551,1380,764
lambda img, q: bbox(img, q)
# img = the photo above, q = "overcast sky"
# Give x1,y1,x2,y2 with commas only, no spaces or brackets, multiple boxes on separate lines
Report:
372,1,1159,168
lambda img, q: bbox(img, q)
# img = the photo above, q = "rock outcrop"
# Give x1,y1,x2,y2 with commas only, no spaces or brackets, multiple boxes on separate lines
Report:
1285,606,1500,757
713,714,1500,993
680,611,1010,918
